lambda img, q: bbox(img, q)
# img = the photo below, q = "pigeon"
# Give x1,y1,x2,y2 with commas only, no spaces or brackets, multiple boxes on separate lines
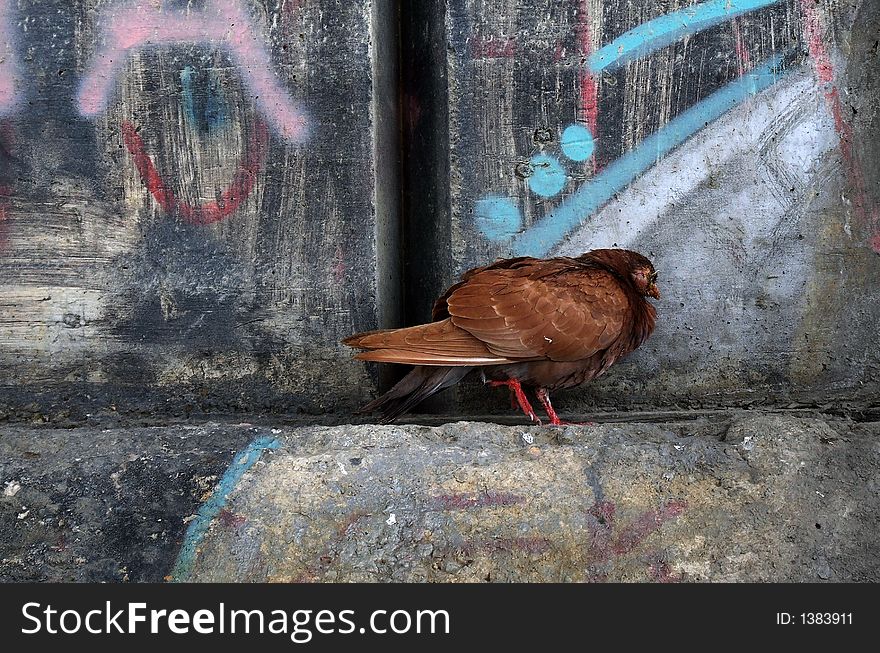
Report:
343,248,660,425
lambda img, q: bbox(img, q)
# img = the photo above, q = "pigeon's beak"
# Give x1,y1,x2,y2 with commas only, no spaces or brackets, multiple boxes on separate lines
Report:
648,284,661,299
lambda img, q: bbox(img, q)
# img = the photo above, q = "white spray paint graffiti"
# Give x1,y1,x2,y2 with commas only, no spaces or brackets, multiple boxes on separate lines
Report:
556,70,838,256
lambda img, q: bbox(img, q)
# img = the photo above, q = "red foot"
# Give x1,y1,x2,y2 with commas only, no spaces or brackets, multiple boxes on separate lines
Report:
487,379,541,425
536,388,594,427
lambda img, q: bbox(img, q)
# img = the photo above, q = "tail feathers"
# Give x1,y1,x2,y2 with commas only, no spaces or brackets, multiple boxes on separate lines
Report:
360,365,472,423
342,320,515,366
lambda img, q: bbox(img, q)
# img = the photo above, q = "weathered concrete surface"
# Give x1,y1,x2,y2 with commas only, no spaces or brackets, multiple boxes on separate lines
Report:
3,414,877,583
167,414,877,582
0,0,397,421
406,0,880,416
0,421,256,581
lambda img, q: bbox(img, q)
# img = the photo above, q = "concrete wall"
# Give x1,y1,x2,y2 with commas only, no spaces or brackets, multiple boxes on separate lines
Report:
414,0,880,416
1,0,878,421
0,0,398,421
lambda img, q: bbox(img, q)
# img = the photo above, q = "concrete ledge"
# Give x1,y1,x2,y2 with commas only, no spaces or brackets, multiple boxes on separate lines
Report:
176,416,878,582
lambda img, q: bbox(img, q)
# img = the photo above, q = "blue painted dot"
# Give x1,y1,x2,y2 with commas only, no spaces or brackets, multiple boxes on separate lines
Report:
528,155,567,197
560,124,595,161
475,196,523,242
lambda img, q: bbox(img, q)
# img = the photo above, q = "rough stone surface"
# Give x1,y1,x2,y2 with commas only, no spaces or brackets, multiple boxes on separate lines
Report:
6,414,865,583
180,416,879,582
0,422,255,581
3,415,876,582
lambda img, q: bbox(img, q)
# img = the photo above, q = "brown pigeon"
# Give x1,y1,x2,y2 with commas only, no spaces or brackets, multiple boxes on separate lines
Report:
343,248,660,425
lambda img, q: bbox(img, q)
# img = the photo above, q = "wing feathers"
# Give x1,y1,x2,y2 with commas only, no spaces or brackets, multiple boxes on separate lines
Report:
445,258,631,362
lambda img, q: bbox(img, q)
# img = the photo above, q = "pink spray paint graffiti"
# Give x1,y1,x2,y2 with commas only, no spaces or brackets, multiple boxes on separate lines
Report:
78,0,308,143
730,16,752,77
0,0,19,116
798,0,880,253
288,490,686,582
75,1,310,225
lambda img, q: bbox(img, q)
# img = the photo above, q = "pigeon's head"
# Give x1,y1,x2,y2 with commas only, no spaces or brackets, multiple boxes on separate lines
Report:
631,263,660,300
579,248,660,299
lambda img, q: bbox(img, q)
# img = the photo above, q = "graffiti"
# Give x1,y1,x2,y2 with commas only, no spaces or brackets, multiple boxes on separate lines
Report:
474,0,879,255
121,118,270,225
588,0,781,73
77,0,308,143
470,35,518,59
798,0,880,253
648,560,684,583
170,430,688,583
584,499,687,582
170,434,280,581
474,0,797,255
180,66,230,134
217,507,247,528
575,0,598,138
478,54,787,254
0,0,18,116
558,67,835,256
731,16,752,77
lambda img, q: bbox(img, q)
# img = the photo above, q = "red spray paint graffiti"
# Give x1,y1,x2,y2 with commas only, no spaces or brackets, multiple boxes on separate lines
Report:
731,17,752,77
585,499,688,581
121,119,269,225
470,35,518,59
576,0,599,139
289,490,686,582
799,0,880,253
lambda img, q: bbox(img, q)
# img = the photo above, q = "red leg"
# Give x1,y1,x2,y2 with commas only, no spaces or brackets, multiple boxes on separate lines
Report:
487,379,541,425
536,388,594,427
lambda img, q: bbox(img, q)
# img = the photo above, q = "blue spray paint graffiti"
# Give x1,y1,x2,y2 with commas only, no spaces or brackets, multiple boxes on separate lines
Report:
476,195,523,242
513,55,787,256
170,434,281,581
474,0,792,254
180,65,230,134
560,124,595,162
477,54,788,256
589,0,783,73
528,154,568,197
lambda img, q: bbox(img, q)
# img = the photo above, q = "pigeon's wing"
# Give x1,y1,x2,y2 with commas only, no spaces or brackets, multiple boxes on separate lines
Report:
342,318,523,366
432,257,538,321
445,260,630,362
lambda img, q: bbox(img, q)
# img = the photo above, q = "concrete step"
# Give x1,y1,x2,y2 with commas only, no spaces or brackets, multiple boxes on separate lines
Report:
3,413,875,582
178,416,879,582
